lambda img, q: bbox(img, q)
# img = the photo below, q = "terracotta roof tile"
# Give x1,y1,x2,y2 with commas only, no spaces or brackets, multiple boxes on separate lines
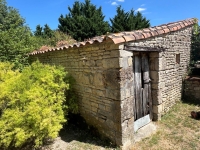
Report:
156,29,165,34
183,20,189,26
109,36,126,44
30,18,196,55
123,35,136,42
142,28,151,32
149,29,159,36
132,32,145,40
142,32,152,38
163,28,170,34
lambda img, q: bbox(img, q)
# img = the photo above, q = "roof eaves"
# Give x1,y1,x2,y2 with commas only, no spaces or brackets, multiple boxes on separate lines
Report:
29,18,196,55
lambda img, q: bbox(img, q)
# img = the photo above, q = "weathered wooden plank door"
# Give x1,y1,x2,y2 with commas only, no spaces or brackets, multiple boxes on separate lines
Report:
133,52,152,132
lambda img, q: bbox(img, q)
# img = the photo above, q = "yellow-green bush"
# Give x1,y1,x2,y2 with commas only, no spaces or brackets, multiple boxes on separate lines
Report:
0,61,72,149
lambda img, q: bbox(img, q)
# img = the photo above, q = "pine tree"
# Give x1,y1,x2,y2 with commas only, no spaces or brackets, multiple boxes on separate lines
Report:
34,25,43,37
58,0,110,41
110,6,150,33
134,11,150,30
43,24,53,38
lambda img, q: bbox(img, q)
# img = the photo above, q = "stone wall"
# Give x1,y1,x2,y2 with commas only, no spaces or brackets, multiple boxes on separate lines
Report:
30,25,193,147
184,76,200,102
30,41,125,145
126,27,192,121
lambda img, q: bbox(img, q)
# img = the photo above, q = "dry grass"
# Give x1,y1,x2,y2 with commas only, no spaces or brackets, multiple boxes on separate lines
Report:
42,102,200,150
132,101,200,150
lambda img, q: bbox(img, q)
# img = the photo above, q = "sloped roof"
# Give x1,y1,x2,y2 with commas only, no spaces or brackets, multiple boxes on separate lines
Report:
30,18,196,55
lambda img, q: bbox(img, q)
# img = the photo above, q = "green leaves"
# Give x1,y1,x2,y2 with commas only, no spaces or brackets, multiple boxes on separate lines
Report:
0,0,41,70
0,61,77,149
110,6,150,33
190,21,200,64
58,0,110,41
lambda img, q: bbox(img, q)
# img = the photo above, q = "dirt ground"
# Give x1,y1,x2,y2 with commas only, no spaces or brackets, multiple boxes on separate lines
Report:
41,101,200,150
41,114,118,150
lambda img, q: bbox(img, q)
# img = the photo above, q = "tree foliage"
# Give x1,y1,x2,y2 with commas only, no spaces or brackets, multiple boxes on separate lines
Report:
34,24,43,36
191,21,200,64
58,0,110,41
34,24,54,39
34,24,76,47
0,0,41,69
110,6,150,33
0,0,24,31
0,61,73,149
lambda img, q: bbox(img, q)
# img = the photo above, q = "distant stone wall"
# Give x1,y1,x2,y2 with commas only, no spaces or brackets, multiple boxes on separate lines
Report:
184,76,200,102
30,42,125,145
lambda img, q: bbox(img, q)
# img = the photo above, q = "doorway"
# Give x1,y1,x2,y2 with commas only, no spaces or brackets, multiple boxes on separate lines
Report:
133,52,152,132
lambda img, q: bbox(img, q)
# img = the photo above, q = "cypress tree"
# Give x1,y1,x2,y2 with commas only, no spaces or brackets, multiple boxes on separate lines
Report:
43,24,53,38
34,25,43,36
110,6,150,33
58,0,110,41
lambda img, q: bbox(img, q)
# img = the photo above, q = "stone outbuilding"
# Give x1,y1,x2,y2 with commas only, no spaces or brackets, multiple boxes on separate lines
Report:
30,18,196,147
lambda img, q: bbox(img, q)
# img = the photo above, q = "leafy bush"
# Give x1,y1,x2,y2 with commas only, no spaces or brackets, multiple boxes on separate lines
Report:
0,61,74,149
191,22,200,64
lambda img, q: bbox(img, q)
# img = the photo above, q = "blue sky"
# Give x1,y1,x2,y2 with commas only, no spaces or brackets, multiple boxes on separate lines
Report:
6,0,199,32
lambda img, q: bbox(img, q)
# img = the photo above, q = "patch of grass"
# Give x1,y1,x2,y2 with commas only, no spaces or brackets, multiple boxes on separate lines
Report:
41,101,200,150
148,132,160,147
133,101,200,150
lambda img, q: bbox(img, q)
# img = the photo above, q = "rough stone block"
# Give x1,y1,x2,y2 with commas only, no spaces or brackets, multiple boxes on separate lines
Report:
110,50,120,57
103,69,120,89
93,90,105,97
94,73,104,86
103,58,119,68
152,90,162,105
119,50,133,57
153,104,162,114
91,102,98,108
106,89,120,100
99,104,106,110
150,71,159,82
128,57,132,67
85,87,92,93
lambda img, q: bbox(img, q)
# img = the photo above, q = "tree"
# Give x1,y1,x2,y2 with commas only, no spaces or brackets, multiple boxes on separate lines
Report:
43,24,53,38
0,0,40,69
34,24,76,47
110,6,150,33
58,0,110,41
191,23,200,64
34,24,43,36
0,0,24,31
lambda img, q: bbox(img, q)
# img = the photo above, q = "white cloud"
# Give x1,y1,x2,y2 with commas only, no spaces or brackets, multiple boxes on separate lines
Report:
111,2,118,5
136,8,146,12
117,0,125,2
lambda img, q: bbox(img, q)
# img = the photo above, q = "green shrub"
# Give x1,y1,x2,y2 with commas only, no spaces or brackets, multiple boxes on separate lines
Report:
0,61,72,149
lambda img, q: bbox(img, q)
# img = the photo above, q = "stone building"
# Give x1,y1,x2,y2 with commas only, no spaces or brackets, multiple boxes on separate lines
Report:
30,18,196,147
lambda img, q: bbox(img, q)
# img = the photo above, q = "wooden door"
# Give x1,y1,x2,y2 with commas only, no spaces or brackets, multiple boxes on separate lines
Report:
134,53,152,132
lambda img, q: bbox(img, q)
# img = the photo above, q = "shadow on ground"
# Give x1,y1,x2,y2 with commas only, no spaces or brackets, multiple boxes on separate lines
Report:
58,113,117,149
